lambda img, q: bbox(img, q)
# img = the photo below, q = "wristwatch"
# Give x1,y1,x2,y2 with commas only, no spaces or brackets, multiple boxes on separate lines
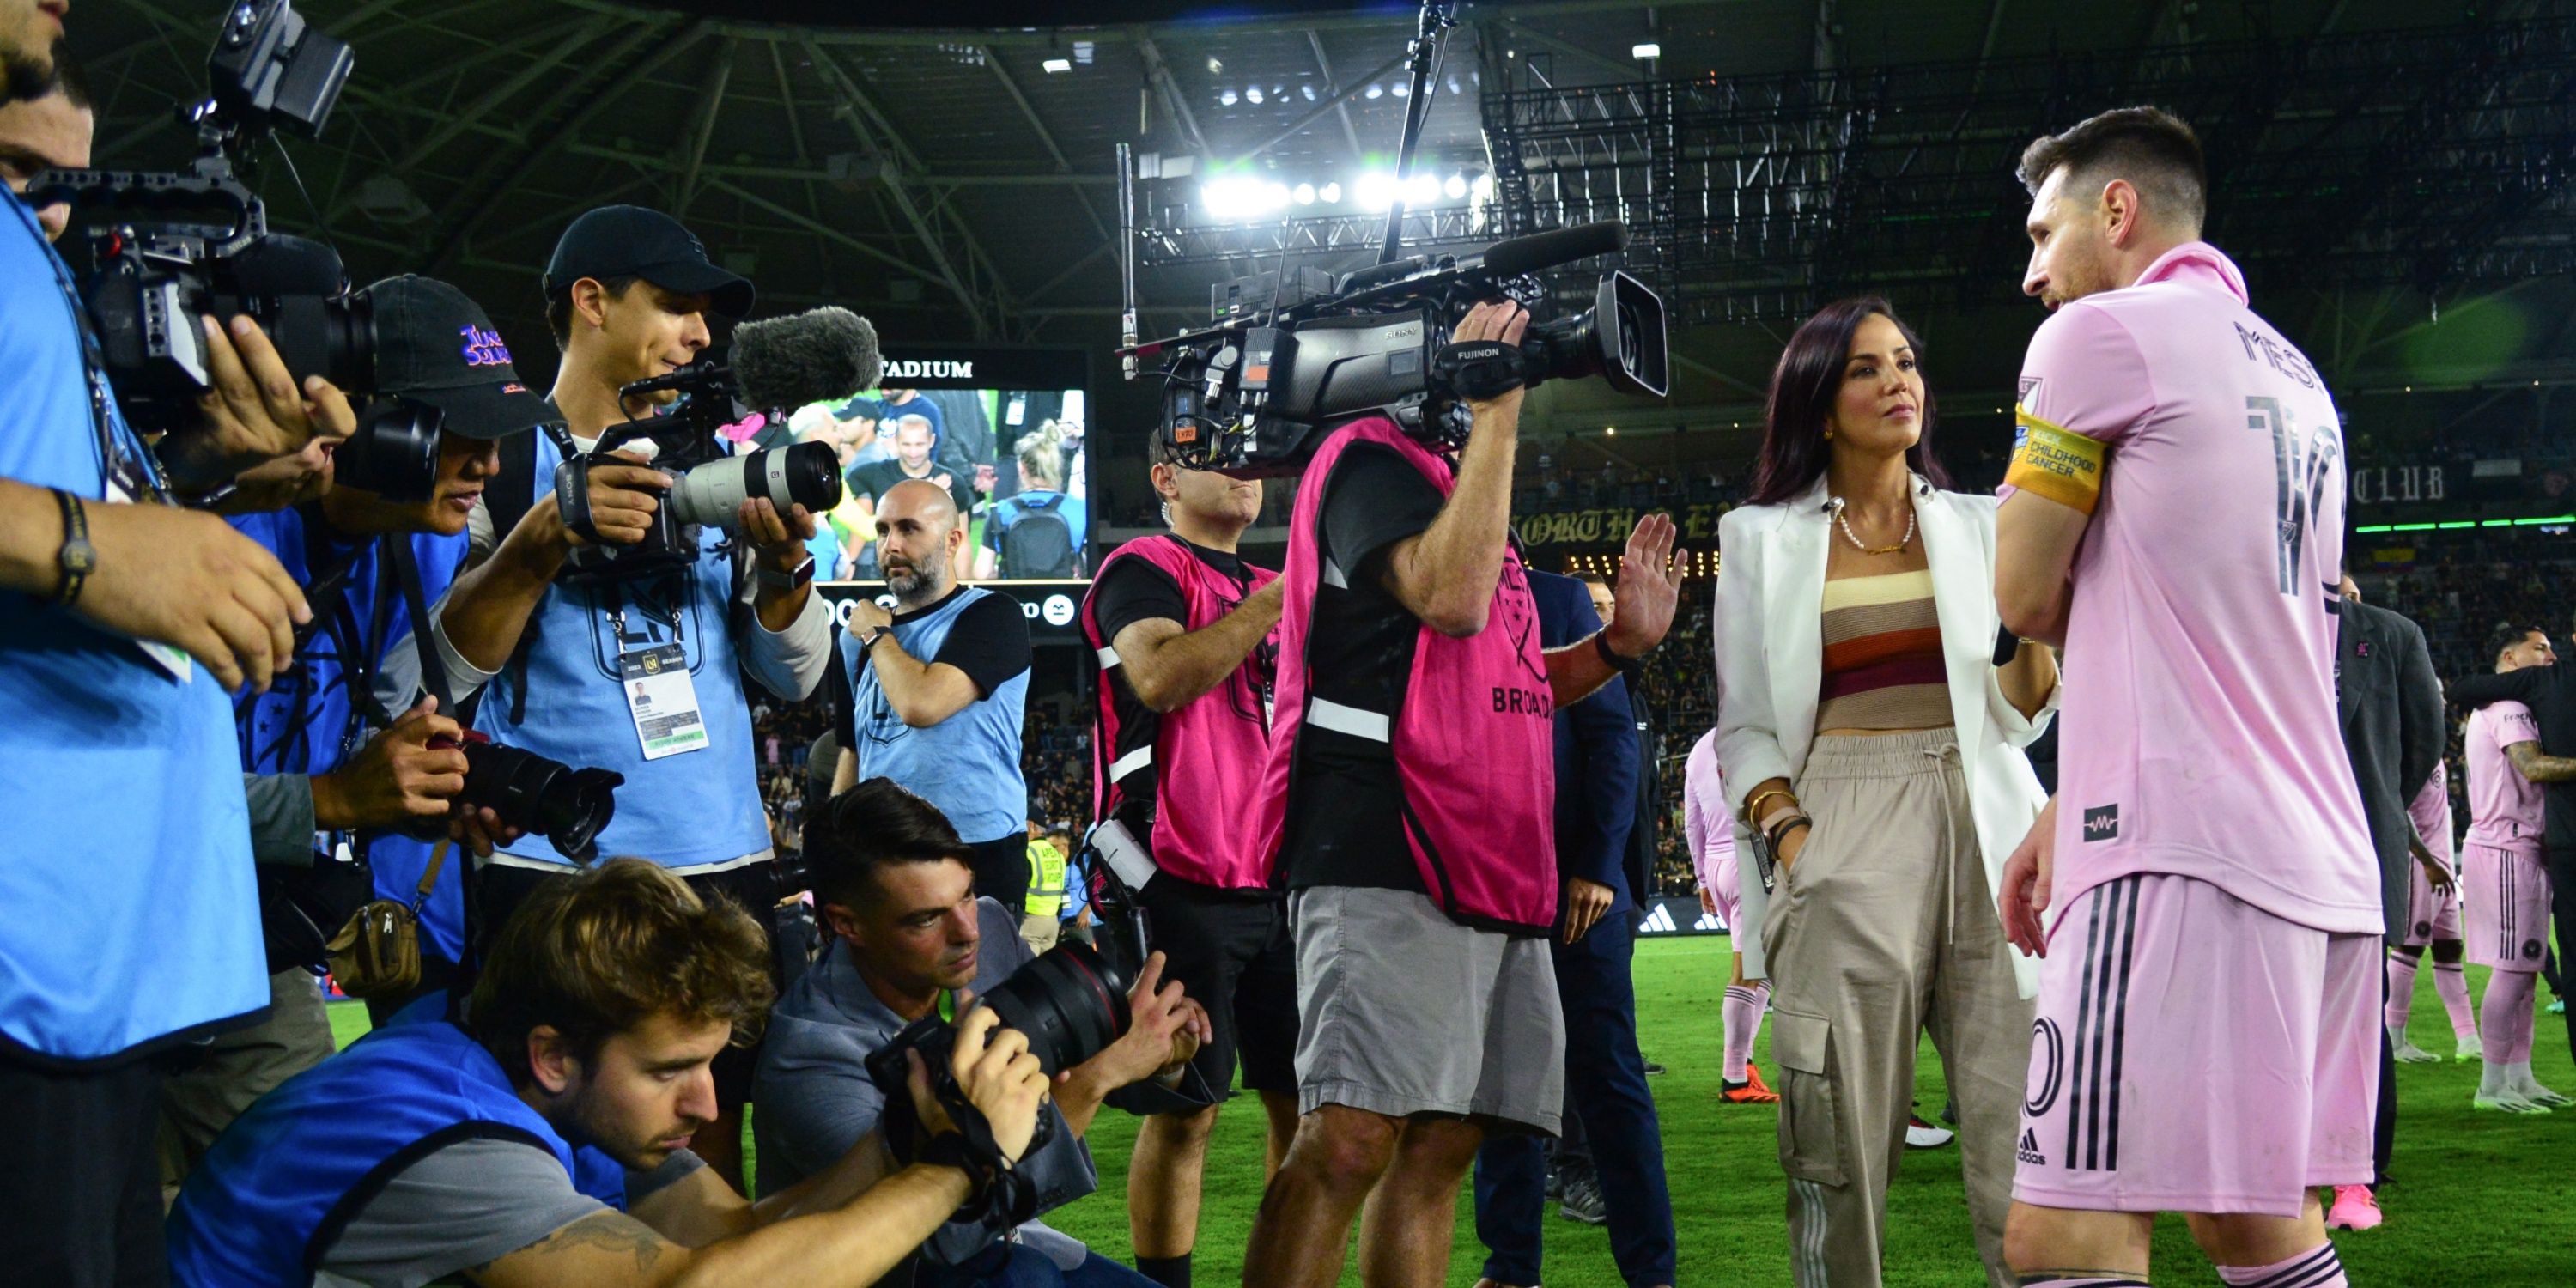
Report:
860,625,893,653
756,554,815,592
49,488,94,608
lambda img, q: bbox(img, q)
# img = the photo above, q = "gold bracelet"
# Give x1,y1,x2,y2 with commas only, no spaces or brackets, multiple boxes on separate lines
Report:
1742,787,1795,827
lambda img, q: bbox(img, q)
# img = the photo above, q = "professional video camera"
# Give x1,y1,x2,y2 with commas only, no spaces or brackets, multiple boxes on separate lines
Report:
862,940,1136,1222
1121,222,1667,477
553,307,881,582
32,0,372,438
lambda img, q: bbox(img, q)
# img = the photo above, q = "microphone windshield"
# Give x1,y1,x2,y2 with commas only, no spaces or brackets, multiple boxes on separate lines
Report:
1479,222,1629,279
732,307,882,411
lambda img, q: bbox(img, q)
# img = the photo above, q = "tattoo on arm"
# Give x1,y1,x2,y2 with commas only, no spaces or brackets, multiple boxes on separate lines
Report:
470,1211,671,1283
2506,741,2576,784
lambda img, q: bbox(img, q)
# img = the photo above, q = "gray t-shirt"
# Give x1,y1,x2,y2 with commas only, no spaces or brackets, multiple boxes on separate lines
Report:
314,1139,702,1288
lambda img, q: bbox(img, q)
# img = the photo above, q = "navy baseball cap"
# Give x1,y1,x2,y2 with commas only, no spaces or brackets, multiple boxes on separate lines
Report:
360,275,554,440
541,205,755,319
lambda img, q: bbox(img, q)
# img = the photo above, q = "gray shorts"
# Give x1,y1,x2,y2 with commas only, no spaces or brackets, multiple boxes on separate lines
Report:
1289,885,1564,1134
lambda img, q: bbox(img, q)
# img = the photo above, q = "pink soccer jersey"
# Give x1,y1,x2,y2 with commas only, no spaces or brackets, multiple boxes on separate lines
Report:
2010,242,2379,935
2465,700,2547,849
2408,767,2454,866
1682,729,1735,893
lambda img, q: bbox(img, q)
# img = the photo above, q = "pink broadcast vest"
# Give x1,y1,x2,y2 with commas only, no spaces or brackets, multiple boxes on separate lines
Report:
1254,416,1558,932
1082,535,1280,890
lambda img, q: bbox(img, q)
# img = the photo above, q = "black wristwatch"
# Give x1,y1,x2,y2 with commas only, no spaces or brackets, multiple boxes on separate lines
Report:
860,625,893,653
1593,630,1642,677
49,488,94,608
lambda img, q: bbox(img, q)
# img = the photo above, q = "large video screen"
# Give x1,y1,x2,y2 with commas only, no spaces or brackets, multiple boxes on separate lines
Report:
785,346,1092,583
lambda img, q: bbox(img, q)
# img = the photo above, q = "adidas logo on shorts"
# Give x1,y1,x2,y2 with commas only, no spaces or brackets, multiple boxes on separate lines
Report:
2017,1127,2045,1166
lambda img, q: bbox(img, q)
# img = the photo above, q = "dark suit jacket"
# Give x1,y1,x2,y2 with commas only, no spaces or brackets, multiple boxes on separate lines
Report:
2336,598,2445,940
1527,570,1639,909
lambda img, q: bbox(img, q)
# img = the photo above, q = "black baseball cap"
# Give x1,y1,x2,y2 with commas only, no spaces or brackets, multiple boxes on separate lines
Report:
541,205,755,319
361,276,556,440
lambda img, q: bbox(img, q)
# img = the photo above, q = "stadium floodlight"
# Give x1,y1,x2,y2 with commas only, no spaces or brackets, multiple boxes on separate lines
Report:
1292,183,1317,205
1319,181,1343,204
1632,42,1662,59
1444,173,1468,199
1042,57,1072,73
1247,85,1265,104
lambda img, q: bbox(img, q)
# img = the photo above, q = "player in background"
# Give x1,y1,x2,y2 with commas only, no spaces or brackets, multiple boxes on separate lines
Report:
2385,769,2476,1065
1683,728,1775,1105
1992,107,2377,1288
2459,625,2576,1112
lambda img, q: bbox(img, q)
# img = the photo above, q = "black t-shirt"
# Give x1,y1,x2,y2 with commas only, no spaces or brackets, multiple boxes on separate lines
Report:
1279,443,1448,894
885,586,1031,698
1090,538,1271,824
849,459,975,519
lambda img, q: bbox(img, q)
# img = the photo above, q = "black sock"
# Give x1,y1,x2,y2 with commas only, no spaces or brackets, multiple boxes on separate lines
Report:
1137,1253,1192,1288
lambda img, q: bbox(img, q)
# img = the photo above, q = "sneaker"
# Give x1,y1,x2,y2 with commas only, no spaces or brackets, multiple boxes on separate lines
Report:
2550,998,2565,1016
2391,1036,2441,1064
1905,1115,1954,1149
1721,1063,1781,1104
1557,1171,1608,1225
1643,1060,1668,1076
2456,1036,2483,1063
2514,1077,2574,1108
2325,1184,2383,1231
2473,1091,2550,1115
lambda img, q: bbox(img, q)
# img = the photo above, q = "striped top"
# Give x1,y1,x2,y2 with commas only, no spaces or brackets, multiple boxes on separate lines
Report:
1816,569,1949,730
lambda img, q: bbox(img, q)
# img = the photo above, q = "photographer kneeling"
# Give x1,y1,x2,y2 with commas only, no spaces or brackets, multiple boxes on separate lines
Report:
756,778,1209,1287
169,858,1052,1287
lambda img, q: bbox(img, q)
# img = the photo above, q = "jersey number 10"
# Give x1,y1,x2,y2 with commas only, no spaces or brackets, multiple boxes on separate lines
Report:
2247,395,2340,598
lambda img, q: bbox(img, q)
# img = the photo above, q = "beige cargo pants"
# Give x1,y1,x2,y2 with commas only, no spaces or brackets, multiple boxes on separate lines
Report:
1759,729,2032,1288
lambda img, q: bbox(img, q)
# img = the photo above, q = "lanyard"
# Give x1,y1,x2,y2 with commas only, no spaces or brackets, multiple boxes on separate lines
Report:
9,195,169,504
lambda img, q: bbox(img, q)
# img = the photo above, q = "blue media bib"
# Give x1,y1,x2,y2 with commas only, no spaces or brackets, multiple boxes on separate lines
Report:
843,586,1029,844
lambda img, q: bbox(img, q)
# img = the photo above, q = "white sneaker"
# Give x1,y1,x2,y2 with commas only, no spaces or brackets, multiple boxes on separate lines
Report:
1905,1115,1954,1148
2391,1035,2441,1064
2474,1091,2550,1115
2456,1036,2483,1063
2511,1064,2573,1107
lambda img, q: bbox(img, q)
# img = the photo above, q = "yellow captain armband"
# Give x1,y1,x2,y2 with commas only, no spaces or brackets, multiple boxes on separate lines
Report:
2004,409,2105,515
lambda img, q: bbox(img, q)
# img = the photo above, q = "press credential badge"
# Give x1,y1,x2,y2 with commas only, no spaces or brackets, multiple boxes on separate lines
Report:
621,643,708,760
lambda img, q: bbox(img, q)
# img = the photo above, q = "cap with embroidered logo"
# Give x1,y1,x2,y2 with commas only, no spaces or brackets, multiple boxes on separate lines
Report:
360,275,555,440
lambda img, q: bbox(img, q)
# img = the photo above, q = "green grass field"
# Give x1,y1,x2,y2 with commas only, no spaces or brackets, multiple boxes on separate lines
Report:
328,935,2576,1285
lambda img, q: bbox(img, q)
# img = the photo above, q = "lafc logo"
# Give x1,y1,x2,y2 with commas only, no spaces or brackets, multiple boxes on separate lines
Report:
641,652,663,676
2017,1128,2045,1166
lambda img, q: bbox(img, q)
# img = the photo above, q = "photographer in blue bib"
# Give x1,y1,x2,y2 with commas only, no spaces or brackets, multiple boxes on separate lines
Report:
437,206,836,1188
0,16,376,1280
162,276,559,1195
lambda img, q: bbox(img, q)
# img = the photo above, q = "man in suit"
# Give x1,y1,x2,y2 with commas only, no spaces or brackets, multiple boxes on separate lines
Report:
2330,572,2445,1232
1469,568,1676,1288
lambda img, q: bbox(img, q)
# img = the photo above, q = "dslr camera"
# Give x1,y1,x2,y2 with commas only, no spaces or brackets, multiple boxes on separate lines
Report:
440,732,623,865
553,307,879,582
33,0,376,438
863,940,1136,1222
1119,221,1668,477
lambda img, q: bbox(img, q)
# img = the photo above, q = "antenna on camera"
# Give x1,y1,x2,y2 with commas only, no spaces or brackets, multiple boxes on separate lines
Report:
1118,142,1140,381
1378,0,1460,264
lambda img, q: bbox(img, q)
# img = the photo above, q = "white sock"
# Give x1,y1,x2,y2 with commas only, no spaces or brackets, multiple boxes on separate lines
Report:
2479,1062,2513,1098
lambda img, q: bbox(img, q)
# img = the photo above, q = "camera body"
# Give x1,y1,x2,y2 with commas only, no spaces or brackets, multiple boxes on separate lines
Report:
553,363,844,584
1123,222,1668,477
429,732,623,864
31,0,369,435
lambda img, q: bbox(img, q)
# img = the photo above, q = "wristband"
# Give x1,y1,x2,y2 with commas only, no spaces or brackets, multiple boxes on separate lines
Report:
1766,815,1812,849
1742,788,1795,827
1593,630,1643,676
1755,803,1801,837
48,488,94,609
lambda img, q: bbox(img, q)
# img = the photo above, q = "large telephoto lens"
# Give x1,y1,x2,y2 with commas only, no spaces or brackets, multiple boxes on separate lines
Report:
981,940,1134,1077
1524,270,1669,399
667,440,846,529
461,739,623,862
225,234,375,395
333,400,440,501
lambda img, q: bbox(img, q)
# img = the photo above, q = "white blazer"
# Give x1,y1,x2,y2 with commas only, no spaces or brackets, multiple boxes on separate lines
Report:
1712,473,2057,996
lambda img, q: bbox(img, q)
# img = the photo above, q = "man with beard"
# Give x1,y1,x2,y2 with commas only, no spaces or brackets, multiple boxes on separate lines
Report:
836,479,1034,912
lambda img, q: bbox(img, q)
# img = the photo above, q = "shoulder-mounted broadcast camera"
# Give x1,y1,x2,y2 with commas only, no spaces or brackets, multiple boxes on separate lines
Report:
31,0,375,439
552,307,879,583
1117,222,1669,479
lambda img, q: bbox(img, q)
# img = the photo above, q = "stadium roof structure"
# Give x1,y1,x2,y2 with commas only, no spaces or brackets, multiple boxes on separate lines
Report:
68,0,2576,472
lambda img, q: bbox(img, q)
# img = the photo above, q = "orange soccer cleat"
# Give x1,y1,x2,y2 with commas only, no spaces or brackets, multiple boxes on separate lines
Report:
1721,1062,1781,1104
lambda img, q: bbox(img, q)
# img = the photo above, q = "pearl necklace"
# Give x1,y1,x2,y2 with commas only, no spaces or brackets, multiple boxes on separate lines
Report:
1832,500,1914,556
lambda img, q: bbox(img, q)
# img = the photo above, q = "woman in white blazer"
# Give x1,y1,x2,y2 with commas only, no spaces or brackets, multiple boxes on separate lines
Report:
1713,299,2057,1288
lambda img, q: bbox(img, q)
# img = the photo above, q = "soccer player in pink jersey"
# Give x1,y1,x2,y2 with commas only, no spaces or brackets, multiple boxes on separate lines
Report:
1682,728,1777,1104
2459,625,2576,1112
2385,768,2476,1066
1990,107,2379,1288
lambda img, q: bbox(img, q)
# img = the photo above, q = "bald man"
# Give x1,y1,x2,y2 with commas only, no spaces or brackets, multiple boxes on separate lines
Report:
837,478,1037,909
0,77,90,243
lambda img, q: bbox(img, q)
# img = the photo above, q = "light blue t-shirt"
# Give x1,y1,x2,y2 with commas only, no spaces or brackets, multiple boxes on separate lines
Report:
0,195,265,1060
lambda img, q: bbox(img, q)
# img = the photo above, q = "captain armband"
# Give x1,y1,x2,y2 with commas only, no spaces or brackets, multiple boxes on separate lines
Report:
2003,409,2106,515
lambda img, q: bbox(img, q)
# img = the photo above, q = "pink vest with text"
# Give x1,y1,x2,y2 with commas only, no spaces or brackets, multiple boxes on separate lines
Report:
1083,535,1280,890
1253,417,1558,932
